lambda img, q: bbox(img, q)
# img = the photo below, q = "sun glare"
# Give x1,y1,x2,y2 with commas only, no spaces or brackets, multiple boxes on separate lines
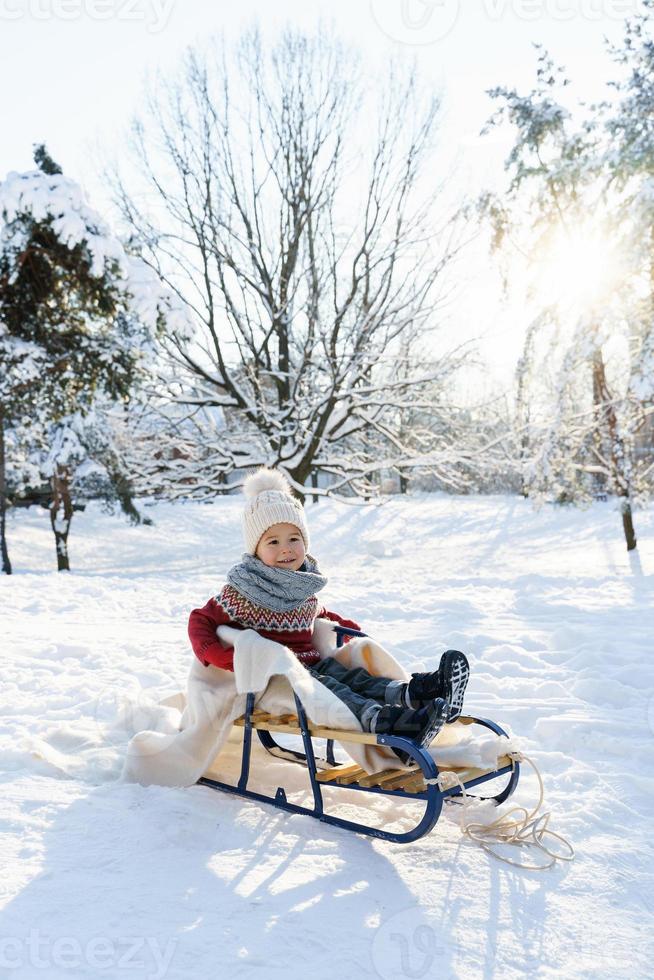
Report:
532,224,626,320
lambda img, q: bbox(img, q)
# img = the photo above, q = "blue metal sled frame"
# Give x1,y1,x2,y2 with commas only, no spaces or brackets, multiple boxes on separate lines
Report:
198,626,520,844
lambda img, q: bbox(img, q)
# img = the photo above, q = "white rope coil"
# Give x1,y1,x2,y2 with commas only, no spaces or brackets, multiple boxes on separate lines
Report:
437,752,575,871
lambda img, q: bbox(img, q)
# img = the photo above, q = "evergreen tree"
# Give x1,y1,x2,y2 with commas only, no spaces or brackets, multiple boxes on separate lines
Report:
0,145,174,570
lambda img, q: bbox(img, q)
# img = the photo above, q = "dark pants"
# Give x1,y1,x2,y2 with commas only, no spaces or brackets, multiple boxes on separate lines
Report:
308,656,404,731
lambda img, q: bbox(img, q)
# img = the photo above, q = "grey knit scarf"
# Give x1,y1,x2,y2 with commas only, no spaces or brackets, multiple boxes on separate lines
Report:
226,553,328,612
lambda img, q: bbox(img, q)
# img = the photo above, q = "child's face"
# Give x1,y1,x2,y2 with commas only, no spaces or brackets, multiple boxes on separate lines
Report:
256,522,306,571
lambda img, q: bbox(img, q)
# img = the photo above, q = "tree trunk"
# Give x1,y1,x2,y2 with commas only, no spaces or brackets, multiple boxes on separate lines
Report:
515,325,537,499
286,458,316,505
593,349,637,551
109,466,151,525
0,409,12,575
50,465,73,571
621,499,637,552
591,351,609,501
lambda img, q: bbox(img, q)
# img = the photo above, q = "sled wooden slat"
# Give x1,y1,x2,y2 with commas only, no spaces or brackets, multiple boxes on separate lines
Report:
375,768,424,791
358,766,419,789
401,772,430,794
328,766,367,785
357,768,404,788
233,714,379,745
316,764,364,784
313,753,516,795
315,765,421,791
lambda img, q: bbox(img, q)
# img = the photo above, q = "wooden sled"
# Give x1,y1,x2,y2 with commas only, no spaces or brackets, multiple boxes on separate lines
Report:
198,628,520,844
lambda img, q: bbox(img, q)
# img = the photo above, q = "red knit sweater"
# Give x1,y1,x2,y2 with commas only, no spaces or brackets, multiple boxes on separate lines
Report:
188,583,360,671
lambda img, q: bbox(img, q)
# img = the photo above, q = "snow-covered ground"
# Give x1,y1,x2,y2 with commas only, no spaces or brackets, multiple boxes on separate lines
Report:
1,494,653,980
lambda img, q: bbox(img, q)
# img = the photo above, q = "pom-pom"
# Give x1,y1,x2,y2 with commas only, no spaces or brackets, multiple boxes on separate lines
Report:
243,468,291,499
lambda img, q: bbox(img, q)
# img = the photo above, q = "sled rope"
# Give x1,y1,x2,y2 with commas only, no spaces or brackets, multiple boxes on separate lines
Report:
436,752,575,871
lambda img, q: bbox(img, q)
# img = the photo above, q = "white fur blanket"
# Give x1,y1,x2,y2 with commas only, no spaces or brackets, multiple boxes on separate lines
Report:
121,619,414,787
121,620,512,788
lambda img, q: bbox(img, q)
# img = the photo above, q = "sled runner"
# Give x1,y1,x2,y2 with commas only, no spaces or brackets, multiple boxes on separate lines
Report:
198,626,521,844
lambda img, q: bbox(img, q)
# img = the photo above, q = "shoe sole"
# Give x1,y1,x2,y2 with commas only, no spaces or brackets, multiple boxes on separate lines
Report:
418,697,449,746
439,650,469,722
391,698,448,764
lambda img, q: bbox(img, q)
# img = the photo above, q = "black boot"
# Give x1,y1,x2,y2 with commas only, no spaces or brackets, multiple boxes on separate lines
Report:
406,650,469,722
372,698,449,764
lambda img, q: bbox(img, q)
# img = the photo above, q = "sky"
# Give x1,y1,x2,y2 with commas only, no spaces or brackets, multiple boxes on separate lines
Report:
0,0,645,392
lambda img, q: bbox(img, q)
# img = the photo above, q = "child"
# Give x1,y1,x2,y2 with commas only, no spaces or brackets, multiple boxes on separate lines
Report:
188,469,469,756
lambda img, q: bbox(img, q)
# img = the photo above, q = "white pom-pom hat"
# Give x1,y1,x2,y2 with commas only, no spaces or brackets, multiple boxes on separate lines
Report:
241,468,310,556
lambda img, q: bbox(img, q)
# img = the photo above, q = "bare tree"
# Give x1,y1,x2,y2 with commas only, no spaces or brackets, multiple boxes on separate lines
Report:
111,27,466,495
